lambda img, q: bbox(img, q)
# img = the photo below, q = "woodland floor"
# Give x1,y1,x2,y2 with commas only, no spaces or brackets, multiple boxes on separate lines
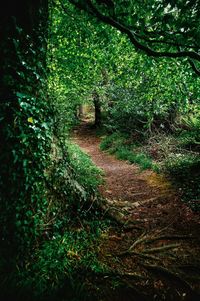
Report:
72,122,200,301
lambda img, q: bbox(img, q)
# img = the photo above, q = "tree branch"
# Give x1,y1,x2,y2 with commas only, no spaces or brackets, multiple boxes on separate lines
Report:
134,32,199,51
88,1,200,60
189,59,200,76
67,0,200,72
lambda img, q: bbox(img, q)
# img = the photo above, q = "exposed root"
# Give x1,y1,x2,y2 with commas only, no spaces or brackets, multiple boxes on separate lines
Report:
118,231,183,259
73,123,200,300
175,263,200,271
144,235,197,244
142,243,180,254
105,270,146,280
99,198,144,229
117,250,161,261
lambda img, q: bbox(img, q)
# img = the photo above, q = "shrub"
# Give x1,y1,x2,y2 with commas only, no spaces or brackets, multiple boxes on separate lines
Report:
163,154,200,211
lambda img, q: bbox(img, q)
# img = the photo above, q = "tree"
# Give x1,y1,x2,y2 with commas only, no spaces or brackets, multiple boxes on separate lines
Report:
0,2,106,298
0,0,50,259
67,0,200,75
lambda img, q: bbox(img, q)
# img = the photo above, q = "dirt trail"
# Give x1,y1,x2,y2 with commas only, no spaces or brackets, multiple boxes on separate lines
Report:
73,122,200,300
73,123,199,233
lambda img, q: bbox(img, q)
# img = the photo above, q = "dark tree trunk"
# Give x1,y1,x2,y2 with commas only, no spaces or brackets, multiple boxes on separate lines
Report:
0,0,48,255
93,90,101,127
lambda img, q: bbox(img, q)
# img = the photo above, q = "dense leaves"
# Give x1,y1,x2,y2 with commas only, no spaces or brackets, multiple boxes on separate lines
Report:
68,0,200,75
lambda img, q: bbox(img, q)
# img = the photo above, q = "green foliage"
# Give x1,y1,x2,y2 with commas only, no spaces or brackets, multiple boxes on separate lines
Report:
70,0,200,75
0,4,107,299
68,143,104,192
1,0,200,299
159,110,200,211
0,221,108,300
44,141,104,229
51,1,200,138
16,226,107,300
100,132,157,171
100,132,128,152
102,54,200,136
116,147,152,169
48,0,119,127
177,131,200,151
164,153,200,177
176,114,200,151
0,22,54,253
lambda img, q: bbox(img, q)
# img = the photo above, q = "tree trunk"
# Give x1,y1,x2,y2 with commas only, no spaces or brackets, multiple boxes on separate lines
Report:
93,90,101,127
0,0,48,252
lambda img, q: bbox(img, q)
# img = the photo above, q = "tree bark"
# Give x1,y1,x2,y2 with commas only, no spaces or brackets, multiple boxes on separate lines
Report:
0,0,48,252
92,90,101,127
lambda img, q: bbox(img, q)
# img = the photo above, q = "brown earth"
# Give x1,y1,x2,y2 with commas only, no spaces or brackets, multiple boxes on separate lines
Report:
72,122,200,301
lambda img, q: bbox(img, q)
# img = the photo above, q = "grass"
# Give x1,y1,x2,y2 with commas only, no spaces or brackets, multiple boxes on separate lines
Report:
68,142,104,191
19,225,108,300
0,221,109,301
100,132,127,152
100,132,158,171
99,130,200,211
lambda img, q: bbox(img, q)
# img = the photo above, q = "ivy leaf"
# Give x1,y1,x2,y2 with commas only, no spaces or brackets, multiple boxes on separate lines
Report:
28,117,34,124
16,92,27,98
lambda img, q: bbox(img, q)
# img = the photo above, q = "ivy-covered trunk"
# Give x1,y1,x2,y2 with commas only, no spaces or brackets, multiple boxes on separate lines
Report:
0,0,49,259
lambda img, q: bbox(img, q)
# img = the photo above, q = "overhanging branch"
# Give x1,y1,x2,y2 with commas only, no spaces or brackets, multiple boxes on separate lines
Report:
67,0,200,75
189,59,200,76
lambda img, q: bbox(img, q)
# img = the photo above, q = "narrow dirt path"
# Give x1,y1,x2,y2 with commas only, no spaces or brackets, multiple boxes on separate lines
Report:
72,122,200,301
73,123,199,233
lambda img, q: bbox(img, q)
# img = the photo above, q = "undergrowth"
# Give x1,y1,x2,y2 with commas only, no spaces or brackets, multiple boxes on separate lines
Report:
68,142,104,194
0,20,108,300
19,226,107,300
100,128,200,211
161,116,200,211
100,132,158,171
163,153,200,211
0,140,109,300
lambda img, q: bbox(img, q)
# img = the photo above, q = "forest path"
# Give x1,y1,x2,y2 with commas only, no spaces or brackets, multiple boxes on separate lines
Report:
72,122,200,300
72,122,198,232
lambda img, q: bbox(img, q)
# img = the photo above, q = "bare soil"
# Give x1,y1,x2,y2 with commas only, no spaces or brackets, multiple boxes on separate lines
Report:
72,122,200,301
